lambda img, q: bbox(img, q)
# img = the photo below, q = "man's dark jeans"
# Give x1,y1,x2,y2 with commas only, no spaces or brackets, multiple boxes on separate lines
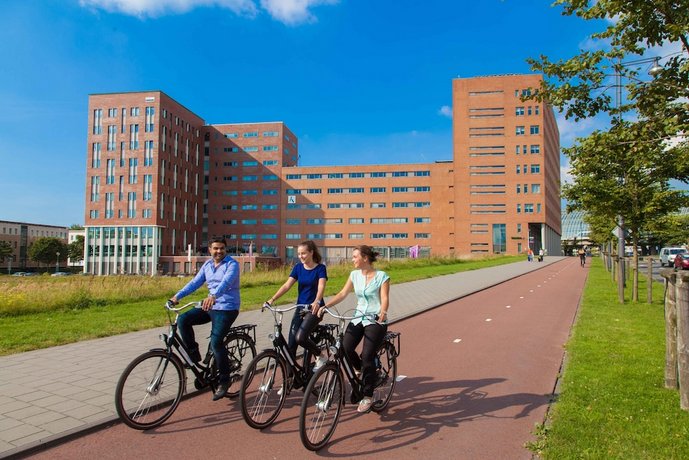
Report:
178,308,239,384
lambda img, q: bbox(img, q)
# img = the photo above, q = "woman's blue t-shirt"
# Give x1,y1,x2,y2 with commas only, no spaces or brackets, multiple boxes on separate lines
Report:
289,263,328,306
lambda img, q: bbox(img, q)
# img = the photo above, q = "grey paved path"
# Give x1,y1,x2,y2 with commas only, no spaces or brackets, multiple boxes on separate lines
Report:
0,258,564,459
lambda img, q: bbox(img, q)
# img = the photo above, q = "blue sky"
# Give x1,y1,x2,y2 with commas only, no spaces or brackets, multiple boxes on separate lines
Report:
0,0,607,227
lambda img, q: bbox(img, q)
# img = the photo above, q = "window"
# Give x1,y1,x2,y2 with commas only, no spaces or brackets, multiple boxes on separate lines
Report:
393,202,409,208
129,124,139,149
414,217,430,223
349,218,364,224
328,188,343,194
144,140,154,166
130,107,140,116
128,158,138,184
516,165,521,174
307,174,322,179
371,172,386,178
415,233,430,238
241,219,257,225
92,142,102,168
263,146,279,151
349,172,364,178
243,175,258,181
516,184,521,194
517,223,522,233
349,233,364,239
93,109,103,134
414,171,430,177
328,173,343,179
286,174,302,180
530,125,540,135
244,146,259,152
286,219,300,225
243,132,258,138
530,144,540,154
263,131,279,137
107,125,117,151
286,234,301,240
263,175,279,181
525,203,534,213
515,107,524,116
515,126,525,136
127,192,136,218
493,224,506,253
263,189,278,195
371,202,386,208
531,184,541,194
530,164,541,174
517,204,521,213
262,204,279,210
370,187,386,193
143,174,153,200
242,190,258,196
263,160,278,166
145,107,155,132
243,161,258,167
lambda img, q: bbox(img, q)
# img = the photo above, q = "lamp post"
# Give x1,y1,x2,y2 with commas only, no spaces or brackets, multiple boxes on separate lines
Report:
613,55,663,303
56,251,60,274
7,255,12,275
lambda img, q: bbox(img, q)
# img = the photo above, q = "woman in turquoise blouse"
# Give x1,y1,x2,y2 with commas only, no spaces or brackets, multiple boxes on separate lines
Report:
321,245,390,413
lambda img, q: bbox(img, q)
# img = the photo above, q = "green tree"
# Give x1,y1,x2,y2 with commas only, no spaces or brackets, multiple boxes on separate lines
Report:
28,238,68,267
68,235,85,264
0,240,12,263
69,224,84,230
528,0,689,301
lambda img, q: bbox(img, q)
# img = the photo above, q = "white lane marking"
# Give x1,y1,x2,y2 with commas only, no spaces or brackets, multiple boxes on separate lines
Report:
485,318,492,322
529,289,534,292
396,375,407,382
505,305,511,309
453,338,462,343
519,296,524,299
537,285,541,287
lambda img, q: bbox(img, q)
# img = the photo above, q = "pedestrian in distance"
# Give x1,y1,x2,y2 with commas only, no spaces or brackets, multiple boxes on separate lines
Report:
578,247,586,267
527,247,534,262
266,240,329,368
320,245,390,413
170,236,240,401
538,248,544,262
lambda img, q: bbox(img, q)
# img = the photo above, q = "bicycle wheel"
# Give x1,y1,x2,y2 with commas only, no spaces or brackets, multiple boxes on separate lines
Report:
371,342,397,413
225,333,256,397
299,363,343,451
115,350,185,430
240,350,287,429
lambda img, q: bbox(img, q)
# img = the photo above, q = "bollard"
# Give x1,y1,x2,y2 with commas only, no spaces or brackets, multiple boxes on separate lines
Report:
664,271,678,390
647,257,653,304
677,274,689,410
662,269,689,410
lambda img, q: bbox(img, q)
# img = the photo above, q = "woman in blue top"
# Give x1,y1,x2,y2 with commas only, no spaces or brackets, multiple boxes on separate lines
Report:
266,241,328,366
321,245,390,413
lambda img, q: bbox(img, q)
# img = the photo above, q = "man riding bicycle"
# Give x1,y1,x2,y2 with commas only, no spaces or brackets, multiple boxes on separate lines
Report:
170,236,240,401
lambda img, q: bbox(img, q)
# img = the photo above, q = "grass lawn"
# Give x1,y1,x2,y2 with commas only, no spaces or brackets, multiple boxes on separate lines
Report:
0,255,521,355
530,258,689,458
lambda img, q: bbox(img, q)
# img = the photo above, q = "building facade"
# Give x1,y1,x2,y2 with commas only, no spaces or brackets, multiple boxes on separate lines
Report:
83,75,561,275
0,220,69,271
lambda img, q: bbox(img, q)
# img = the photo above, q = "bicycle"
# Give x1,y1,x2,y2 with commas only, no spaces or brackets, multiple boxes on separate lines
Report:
240,303,339,429
114,300,257,430
299,308,401,451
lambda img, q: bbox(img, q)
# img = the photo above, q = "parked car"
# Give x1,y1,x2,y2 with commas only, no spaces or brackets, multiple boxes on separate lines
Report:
660,247,687,267
674,253,689,270
51,271,71,277
11,272,26,276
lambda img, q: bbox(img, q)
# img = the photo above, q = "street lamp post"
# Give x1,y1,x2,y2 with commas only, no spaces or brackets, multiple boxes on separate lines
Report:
613,55,663,303
56,251,60,274
7,256,12,275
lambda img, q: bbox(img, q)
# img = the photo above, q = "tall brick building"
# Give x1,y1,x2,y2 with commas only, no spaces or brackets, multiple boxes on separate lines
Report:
83,74,560,275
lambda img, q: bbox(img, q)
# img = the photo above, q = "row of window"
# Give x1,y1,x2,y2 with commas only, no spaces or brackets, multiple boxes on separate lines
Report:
221,217,431,226
221,145,280,153
286,186,431,195
285,170,430,180
282,233,430,240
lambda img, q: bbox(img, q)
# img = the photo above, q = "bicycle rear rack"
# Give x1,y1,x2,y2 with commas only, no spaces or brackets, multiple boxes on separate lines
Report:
384,331,401,358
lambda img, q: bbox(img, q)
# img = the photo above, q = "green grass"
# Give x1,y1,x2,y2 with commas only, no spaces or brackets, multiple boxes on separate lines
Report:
0,255,522,355
529,258,689,459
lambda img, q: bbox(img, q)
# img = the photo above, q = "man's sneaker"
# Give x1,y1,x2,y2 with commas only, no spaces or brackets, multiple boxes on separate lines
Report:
212,382,230,401
313,355,327,371
357,397,373,413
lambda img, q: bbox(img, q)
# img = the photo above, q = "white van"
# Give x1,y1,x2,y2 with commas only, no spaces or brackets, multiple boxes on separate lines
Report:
660,247,687,267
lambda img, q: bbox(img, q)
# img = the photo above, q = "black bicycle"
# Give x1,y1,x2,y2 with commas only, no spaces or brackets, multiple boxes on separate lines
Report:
240,303,338,429
115,301,257,430
299,308,400,451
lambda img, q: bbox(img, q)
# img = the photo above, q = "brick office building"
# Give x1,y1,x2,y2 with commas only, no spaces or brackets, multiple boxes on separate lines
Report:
83,75,561,275
0,220,69,270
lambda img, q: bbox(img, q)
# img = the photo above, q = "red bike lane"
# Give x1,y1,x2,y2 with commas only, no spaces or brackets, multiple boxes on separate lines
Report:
26,258,587,459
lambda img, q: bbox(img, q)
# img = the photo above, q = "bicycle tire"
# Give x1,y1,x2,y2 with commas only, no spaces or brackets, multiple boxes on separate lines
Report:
115,350,185,430
371,343,397,412
239,350,287,429
299,362,343,451
225,332,256,397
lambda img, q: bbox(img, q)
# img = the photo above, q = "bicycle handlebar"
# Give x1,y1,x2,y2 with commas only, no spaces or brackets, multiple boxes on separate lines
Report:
261,302,311,314
165,300,202,312
320,307,379,323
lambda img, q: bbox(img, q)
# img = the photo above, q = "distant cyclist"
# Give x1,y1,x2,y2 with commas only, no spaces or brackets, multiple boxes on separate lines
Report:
170,236,240,401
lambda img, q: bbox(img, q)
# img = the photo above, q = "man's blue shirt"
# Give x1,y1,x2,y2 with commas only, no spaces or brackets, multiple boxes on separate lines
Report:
174,256,240,311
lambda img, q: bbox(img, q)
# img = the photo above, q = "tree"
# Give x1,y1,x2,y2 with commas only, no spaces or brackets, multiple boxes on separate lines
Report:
69,224,84,230
68,235,85,264
528,0,689,302
28,238,68,267
0,241,12,263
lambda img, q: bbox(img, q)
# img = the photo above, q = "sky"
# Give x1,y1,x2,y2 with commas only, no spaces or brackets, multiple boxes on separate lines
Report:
0,0,627,227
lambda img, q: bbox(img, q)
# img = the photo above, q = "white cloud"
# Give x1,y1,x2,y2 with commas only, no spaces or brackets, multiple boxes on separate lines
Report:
79,0,339,24
260,0,338,25
79,0,257,17
438,105,452,118
556,113,599,147
561,163,574,186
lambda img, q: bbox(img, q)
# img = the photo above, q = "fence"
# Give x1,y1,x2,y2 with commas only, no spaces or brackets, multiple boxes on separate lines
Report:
661,269,689,410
